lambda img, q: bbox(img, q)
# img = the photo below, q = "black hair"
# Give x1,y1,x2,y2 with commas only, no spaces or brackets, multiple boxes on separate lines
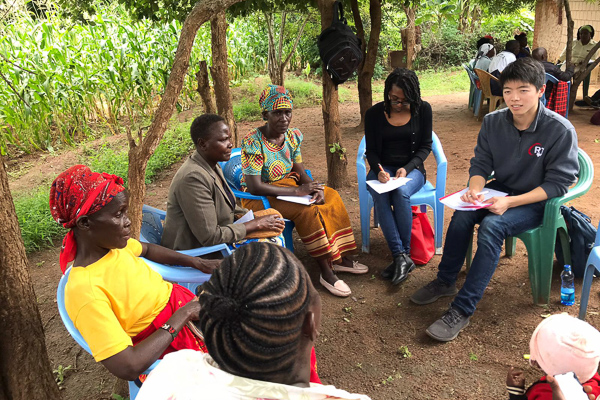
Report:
500,57,545,90
383,68,422,117
190,113,225,145
197,242,311,381
577,25,595,41
505,40,521,55
476,36,493,49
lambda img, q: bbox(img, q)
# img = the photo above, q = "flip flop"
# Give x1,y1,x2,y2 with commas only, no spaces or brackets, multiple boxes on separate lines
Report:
320,275,351,297
332,260,369,274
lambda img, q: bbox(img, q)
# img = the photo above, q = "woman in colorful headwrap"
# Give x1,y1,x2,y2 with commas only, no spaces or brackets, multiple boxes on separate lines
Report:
240,85,368,298
49,165,219,381
505,313,600,400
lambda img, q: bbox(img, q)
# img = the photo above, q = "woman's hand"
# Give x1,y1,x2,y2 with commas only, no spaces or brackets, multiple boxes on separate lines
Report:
378,170,390,183
295,181,324,196
460,188,485,204
506,367,525,388
190,258,220,274
177,298,202,322
311,188,325,205
247,214,286,233
395,168,407,179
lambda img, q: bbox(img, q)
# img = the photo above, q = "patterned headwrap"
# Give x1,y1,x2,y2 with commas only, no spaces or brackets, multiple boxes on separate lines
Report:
259,85,294,112
49,165,125,273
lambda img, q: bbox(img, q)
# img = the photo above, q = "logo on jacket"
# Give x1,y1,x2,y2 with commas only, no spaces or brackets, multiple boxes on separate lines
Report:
528,143,544,157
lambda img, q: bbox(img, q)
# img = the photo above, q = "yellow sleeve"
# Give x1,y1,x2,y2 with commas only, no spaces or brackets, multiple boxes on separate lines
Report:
127,238,142,257
74,300,133,362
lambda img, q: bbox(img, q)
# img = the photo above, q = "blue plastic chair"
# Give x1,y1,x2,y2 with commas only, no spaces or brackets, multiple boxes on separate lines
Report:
140,204,232,294
543,73,571,118
218,148,313,253
463,64,483,117
579,221,600,320
356,132,447,254
57,268,160,400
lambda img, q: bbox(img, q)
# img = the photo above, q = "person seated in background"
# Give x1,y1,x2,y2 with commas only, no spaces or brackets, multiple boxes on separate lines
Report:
410,58,579,342
364,68,432,285
136,242,372,400
473,43,496,71
532,47,574,100
470,36,495,67
161,114,285,252
505,314,600,400
240,85,368,298
514,32,531,58
558,25,598,66
50,165,219,381
488,40,521,95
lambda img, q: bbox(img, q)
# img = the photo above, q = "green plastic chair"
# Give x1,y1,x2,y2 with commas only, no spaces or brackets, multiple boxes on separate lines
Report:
465,149,594,304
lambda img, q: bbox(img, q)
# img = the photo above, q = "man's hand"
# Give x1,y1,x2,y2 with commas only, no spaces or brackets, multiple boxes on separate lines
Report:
547,374,596,400
507,367,525,388
487,196,512,215
190,258,220,274
395,168,407,179
378,170,391,183
460,188,485,204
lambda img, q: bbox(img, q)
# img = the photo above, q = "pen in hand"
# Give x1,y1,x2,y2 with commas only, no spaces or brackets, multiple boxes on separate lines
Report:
378,164,390,182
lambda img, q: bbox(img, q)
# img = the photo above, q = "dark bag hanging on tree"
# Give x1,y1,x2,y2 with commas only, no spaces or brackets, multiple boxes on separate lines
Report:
555,206,597,278
410,206,435,265
317,0,363,86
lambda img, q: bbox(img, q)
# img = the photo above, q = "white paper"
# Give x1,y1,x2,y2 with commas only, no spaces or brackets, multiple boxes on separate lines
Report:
366,177,412,194
276,195,316,205
440,188,508,211
233,210,254,224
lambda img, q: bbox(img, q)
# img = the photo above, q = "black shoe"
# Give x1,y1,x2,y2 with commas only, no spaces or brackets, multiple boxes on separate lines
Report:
425,307,470,342
381,261,395,280
410,278,458,305
391,253,415,285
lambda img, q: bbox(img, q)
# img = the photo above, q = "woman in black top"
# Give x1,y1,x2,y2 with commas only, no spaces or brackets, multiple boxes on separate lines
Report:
364,68,433,285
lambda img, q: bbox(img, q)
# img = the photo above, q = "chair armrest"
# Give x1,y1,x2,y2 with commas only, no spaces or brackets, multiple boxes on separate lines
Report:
232,188,271,209
177,243,232,258
141,257,212,284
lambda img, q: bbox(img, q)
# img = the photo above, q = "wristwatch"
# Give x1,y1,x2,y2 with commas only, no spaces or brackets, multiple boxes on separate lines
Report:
160,323,177,341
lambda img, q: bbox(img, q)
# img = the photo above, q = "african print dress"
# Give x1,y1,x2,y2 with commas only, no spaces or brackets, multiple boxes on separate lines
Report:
241,127,357,262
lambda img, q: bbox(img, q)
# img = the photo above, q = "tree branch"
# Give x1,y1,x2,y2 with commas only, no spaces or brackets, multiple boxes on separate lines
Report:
0,70,30,108
0,53,37,75
277,11,287,65
282,14,310,68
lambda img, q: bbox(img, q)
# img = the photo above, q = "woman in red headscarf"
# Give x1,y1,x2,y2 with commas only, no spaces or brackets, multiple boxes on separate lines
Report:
50,165,219,381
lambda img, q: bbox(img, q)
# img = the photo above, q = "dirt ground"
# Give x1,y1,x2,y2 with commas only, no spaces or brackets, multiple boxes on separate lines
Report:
15,88,600,400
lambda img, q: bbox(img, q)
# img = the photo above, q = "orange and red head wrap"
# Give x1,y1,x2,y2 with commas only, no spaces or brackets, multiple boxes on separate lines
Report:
49,165,125,273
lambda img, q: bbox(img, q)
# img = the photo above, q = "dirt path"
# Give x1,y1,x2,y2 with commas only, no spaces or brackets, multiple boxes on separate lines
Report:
24,90,600,399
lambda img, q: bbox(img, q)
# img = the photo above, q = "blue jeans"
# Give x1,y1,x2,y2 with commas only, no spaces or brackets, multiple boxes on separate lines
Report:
366,167,425,256
437,201,546,316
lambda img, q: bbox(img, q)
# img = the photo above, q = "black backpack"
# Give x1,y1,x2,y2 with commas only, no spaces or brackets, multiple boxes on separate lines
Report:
555,206,597,278
317,1,362,86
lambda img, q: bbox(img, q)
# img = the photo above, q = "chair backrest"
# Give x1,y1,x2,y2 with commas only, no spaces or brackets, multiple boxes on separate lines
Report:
140,204,166,244
57,268,92,354
474,68,498,98
463,64,479,87
219,148,243,191
545,72,559,84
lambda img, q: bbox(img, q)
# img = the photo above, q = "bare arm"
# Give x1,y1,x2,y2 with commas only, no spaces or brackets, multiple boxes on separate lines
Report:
101,300,200,380
140,242,219,274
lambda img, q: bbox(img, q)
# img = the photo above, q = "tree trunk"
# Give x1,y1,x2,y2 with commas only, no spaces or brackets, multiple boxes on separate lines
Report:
210,10,238,145
196,60,216,114
0,156,61,400
403,6,417,70
127,0,245,238
319,0,348,188
351,0,382,128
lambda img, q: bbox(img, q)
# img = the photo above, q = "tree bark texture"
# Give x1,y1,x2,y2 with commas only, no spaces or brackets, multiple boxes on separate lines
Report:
196,60,216,114
127,0,245,239
350,0,382,128
210,10,238,145
402,6,417,70
0,156,61,400
318,0,349,188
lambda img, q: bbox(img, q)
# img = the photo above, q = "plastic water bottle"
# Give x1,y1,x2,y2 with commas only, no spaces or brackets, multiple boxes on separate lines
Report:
560,264,575,306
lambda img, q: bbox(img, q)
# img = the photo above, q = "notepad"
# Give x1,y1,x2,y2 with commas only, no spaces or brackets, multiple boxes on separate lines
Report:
439,188,508,211
276,195,316,205
366,177,412,194
233,210,254,224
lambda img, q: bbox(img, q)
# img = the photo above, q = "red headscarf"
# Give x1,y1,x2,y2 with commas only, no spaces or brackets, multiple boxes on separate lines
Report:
49,165,125,273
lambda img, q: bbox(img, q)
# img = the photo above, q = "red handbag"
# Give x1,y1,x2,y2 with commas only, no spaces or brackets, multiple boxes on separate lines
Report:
410,206,435,265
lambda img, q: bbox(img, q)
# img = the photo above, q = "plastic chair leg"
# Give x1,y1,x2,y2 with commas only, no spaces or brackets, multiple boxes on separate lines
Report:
434,201,444,254
359,194,372,254
473,91,482,117
283,219,295,253
505,236,516,257
579,263,597,320
523,235,554,305
465,230,474,271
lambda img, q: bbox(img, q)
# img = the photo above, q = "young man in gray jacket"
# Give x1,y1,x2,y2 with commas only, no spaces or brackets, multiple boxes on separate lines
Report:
410,58,579,342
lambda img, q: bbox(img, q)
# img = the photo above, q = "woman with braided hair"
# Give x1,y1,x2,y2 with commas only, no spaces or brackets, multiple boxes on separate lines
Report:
50,165,219,381
137,242,371,400
364,68,433,286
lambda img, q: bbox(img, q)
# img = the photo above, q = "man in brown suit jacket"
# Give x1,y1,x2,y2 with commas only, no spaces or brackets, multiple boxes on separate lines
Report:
161,114,284,250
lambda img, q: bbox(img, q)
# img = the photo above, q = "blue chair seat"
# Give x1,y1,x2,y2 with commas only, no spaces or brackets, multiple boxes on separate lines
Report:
356,131,447,254
579,220,600,320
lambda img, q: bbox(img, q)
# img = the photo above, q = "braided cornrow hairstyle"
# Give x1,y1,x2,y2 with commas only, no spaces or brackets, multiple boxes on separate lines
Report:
197,242,310,381
383,68,422,118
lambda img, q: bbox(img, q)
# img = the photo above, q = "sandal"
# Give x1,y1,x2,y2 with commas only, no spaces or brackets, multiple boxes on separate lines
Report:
320,275,351,297
332,260,369,274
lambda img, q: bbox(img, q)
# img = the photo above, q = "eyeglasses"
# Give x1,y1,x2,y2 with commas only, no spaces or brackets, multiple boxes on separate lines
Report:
389,98,411,107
